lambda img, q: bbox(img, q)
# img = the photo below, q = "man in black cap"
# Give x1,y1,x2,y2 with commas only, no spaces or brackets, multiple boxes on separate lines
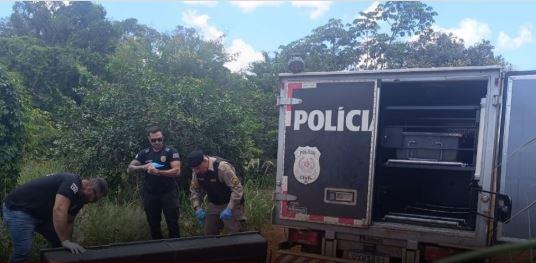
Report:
2,173,108,262
127,126,181,239
188,150,246,235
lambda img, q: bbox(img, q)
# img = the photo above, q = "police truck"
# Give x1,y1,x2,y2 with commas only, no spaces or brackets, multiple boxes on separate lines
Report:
272,65,536,262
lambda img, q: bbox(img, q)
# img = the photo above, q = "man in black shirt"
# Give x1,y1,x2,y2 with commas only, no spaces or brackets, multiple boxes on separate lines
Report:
2,173,108,262
127,126,181,239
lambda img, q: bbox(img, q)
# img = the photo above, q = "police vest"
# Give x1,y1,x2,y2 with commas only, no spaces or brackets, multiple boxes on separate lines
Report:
197,158,234,205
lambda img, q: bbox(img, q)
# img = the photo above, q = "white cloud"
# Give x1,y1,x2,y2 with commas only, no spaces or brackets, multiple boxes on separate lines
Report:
224,39,265,73
363,1,379,15
356,1,379,20
230,1,283,13
434,18,492,47
497,25,533,51
363,1,379,13
291,1,332,20
181,10,224,41
183,1,218,7
181,10,263,73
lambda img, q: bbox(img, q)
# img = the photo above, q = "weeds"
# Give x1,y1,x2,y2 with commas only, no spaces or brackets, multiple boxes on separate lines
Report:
17,159,66,185
244,179,273,231
75,200,150,246
0,220,10,261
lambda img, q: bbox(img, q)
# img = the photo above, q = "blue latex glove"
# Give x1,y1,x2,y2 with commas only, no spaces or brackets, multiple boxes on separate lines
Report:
219,208,232,220
151,162,165,169
195,208,206,225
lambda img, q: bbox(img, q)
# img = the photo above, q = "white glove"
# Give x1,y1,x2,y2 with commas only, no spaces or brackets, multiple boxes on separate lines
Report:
61,240,87,254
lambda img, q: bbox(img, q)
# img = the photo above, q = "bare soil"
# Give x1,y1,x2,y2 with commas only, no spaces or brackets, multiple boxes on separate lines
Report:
260,224,286,261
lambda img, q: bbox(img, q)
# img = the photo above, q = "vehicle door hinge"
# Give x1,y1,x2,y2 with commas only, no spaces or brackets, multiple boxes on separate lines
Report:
276,96,302,106
274,193,298,201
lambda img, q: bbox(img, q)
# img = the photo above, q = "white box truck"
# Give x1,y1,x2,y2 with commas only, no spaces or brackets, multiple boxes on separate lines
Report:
272,66,536,262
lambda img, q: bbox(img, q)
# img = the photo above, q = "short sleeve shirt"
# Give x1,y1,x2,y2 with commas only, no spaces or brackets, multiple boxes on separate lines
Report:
4,173,85,221
135,146,181,194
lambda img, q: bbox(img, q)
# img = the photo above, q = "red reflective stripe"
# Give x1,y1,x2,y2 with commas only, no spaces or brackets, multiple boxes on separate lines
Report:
287,83,302,111
338,217,354,225
309,214,324,222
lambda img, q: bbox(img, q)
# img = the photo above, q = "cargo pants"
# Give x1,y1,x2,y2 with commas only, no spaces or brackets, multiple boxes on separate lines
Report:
204,202,246,235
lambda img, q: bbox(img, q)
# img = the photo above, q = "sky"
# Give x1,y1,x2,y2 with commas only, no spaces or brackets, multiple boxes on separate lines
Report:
0,1,534,72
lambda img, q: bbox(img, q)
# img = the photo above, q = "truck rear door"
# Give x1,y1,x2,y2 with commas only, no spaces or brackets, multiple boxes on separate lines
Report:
498,72,536,241
276,80,379,227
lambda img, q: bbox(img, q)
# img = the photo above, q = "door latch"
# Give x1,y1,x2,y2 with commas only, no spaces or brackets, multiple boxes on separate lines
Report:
276,96,302,106
274,193,298,201
469,187,512,222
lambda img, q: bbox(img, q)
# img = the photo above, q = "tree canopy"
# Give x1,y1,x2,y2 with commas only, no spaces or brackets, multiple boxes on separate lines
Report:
0,65,25,200
0,1,509,195
264,1,506,73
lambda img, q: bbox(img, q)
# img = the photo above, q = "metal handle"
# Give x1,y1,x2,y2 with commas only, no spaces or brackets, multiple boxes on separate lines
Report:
407,140,416,159
435,141,443,161
276,97,303,106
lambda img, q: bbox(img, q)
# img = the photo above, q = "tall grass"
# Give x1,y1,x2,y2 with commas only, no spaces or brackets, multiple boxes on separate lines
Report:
18,159,66,185
0,219,10,261
74,200,150,245
242,158,275,231
0,159,276,261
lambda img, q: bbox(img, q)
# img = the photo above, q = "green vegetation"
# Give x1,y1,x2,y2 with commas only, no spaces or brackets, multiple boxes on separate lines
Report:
0,1,509,261
0,66,25,202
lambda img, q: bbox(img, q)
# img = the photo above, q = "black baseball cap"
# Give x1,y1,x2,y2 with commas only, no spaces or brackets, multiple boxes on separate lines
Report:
187,149,205,167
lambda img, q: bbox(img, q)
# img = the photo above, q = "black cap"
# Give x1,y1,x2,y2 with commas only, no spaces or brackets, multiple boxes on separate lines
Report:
187,150,205,167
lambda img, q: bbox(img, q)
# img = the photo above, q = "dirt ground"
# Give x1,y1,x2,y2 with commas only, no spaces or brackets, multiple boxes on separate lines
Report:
260,224,287,261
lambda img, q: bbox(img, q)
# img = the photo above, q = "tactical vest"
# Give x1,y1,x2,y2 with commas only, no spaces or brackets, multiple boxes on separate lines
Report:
197,158,233,205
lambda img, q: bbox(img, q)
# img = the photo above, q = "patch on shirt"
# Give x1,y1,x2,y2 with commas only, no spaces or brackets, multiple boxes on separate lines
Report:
160,155,166,162
172,153,180,159
70,183,79,194
231,176,240,188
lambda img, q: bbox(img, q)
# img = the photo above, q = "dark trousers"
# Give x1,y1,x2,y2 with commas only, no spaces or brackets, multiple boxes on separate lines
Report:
143,190,180,239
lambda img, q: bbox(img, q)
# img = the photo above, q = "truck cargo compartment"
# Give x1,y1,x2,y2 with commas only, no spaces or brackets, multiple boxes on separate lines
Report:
373,80,487,230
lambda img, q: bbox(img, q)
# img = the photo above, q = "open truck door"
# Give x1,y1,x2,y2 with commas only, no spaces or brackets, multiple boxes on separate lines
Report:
498,72,536,242
274,80,379,227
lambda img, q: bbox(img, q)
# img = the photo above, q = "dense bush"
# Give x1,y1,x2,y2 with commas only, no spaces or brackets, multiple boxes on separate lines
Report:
0,65,25,201
58,72,262,193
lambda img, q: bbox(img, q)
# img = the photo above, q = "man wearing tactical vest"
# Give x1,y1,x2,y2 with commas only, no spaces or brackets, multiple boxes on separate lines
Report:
187,149,246,235
127,126,182,239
